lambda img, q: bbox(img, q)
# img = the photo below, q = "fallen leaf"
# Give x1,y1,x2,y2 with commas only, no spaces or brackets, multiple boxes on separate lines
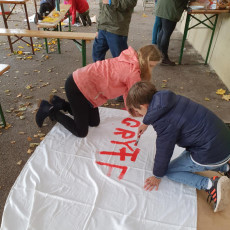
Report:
17,160,22,165
27,137,32,141
222,94,230,101
216,88,226,95
18,46,24,49
204,97,210,101
11,141,16,144
17,93,22,97
27,149,33,154
29,143,39,148
142,13,148,17
19,132,26,135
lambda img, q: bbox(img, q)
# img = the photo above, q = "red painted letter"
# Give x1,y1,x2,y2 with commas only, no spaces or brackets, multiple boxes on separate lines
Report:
122,118,141,128
96,161,128,180
100,147,140,162
114,128,135,139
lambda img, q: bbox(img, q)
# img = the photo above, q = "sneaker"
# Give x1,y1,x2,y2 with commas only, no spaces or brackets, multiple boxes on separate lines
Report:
35,100,53,127
224,161,230,178
73,22,82,27
206,176,230,212
161,58,176,66
49,95,66,111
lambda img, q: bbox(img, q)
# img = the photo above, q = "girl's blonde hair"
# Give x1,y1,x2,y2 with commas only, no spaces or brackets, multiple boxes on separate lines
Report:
137,45,162,81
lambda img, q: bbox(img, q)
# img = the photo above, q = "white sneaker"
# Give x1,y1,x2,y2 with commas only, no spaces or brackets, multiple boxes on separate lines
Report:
73,22,82,27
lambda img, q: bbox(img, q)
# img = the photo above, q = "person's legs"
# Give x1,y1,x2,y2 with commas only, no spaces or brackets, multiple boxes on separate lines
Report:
79,13,87,26
157,18,177,65
166,150,229,190
166,151,230,212
51,75,94,137
152,16,162,44
106,31,128,58
85,11,91,26
92,30,109,62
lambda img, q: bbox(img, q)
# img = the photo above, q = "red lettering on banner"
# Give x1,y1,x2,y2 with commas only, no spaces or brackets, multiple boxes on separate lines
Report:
100,147,140,162
114,128,135,139
110,140,136,151
96,161,128,180
122,118,141,128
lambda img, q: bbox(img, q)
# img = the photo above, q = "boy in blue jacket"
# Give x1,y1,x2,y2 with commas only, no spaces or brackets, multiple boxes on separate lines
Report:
126,81,230,213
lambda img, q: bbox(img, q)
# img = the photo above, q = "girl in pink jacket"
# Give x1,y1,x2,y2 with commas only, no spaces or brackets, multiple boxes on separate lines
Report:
36,45,161,137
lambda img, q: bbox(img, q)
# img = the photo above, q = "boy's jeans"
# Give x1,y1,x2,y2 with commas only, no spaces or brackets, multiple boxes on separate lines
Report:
92,30,128,62
166,150,229,190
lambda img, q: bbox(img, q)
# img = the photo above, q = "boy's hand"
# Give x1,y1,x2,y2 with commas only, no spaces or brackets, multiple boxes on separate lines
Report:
102,0,109,4
144,176,161,191
138,124,148,136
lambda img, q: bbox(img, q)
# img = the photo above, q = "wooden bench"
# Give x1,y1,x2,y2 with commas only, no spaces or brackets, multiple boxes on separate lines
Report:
0,64,10,127
0,28,96,66
37,3,71,54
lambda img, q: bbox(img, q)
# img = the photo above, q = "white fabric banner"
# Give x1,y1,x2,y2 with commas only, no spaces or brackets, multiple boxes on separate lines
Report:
1,108,197,230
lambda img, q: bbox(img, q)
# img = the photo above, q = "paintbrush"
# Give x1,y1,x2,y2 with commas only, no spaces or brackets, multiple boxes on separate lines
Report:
134,134,141,146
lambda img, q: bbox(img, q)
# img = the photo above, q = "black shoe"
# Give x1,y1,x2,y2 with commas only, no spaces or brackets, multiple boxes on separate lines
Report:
36,100,53,127
206,176,230,212
49,95,66,111
161,58,176,66
115,96,124,102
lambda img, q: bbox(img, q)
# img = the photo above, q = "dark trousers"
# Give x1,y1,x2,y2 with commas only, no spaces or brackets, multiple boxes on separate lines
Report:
157,18,177,58
52,75,100,137
92,30,128,62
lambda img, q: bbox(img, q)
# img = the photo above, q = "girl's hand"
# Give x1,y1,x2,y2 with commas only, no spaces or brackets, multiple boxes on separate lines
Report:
138,124,148,136
102,0,109,4
95,32,98,38
144,176,161,191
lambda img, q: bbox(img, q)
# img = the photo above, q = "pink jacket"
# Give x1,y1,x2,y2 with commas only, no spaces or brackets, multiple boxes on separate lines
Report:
73,46,141,108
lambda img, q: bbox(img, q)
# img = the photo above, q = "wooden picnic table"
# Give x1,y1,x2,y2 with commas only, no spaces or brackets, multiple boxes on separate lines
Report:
179,2,230,64
0,0,35,54
37,3,71,54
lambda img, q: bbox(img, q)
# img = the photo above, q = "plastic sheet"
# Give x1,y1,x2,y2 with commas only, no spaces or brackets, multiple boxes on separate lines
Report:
1,108,197,230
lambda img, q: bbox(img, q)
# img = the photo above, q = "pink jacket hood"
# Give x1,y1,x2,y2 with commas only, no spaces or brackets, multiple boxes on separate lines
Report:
72,46,141,108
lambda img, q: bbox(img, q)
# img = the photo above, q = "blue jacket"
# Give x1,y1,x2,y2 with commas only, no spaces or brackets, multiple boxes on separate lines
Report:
143,90,230,178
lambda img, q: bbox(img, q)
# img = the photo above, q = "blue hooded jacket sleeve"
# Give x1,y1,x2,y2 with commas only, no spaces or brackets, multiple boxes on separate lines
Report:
153,121,178,177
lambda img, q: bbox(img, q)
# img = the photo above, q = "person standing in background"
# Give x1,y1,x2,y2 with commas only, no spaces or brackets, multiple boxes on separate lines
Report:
92,0,137,102
152,0,162,45
92,0,137,62
155,0,189,66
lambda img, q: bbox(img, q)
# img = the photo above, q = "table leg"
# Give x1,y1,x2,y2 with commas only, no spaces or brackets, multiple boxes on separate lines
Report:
0,3,13,53
179,13,190,65
205,14,218,65
24,3,35,54
82,40,86,67
0,104,6,128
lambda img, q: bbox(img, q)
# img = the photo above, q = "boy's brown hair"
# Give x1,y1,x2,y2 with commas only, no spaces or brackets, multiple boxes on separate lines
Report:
137,45,162,81
126,81,157,111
